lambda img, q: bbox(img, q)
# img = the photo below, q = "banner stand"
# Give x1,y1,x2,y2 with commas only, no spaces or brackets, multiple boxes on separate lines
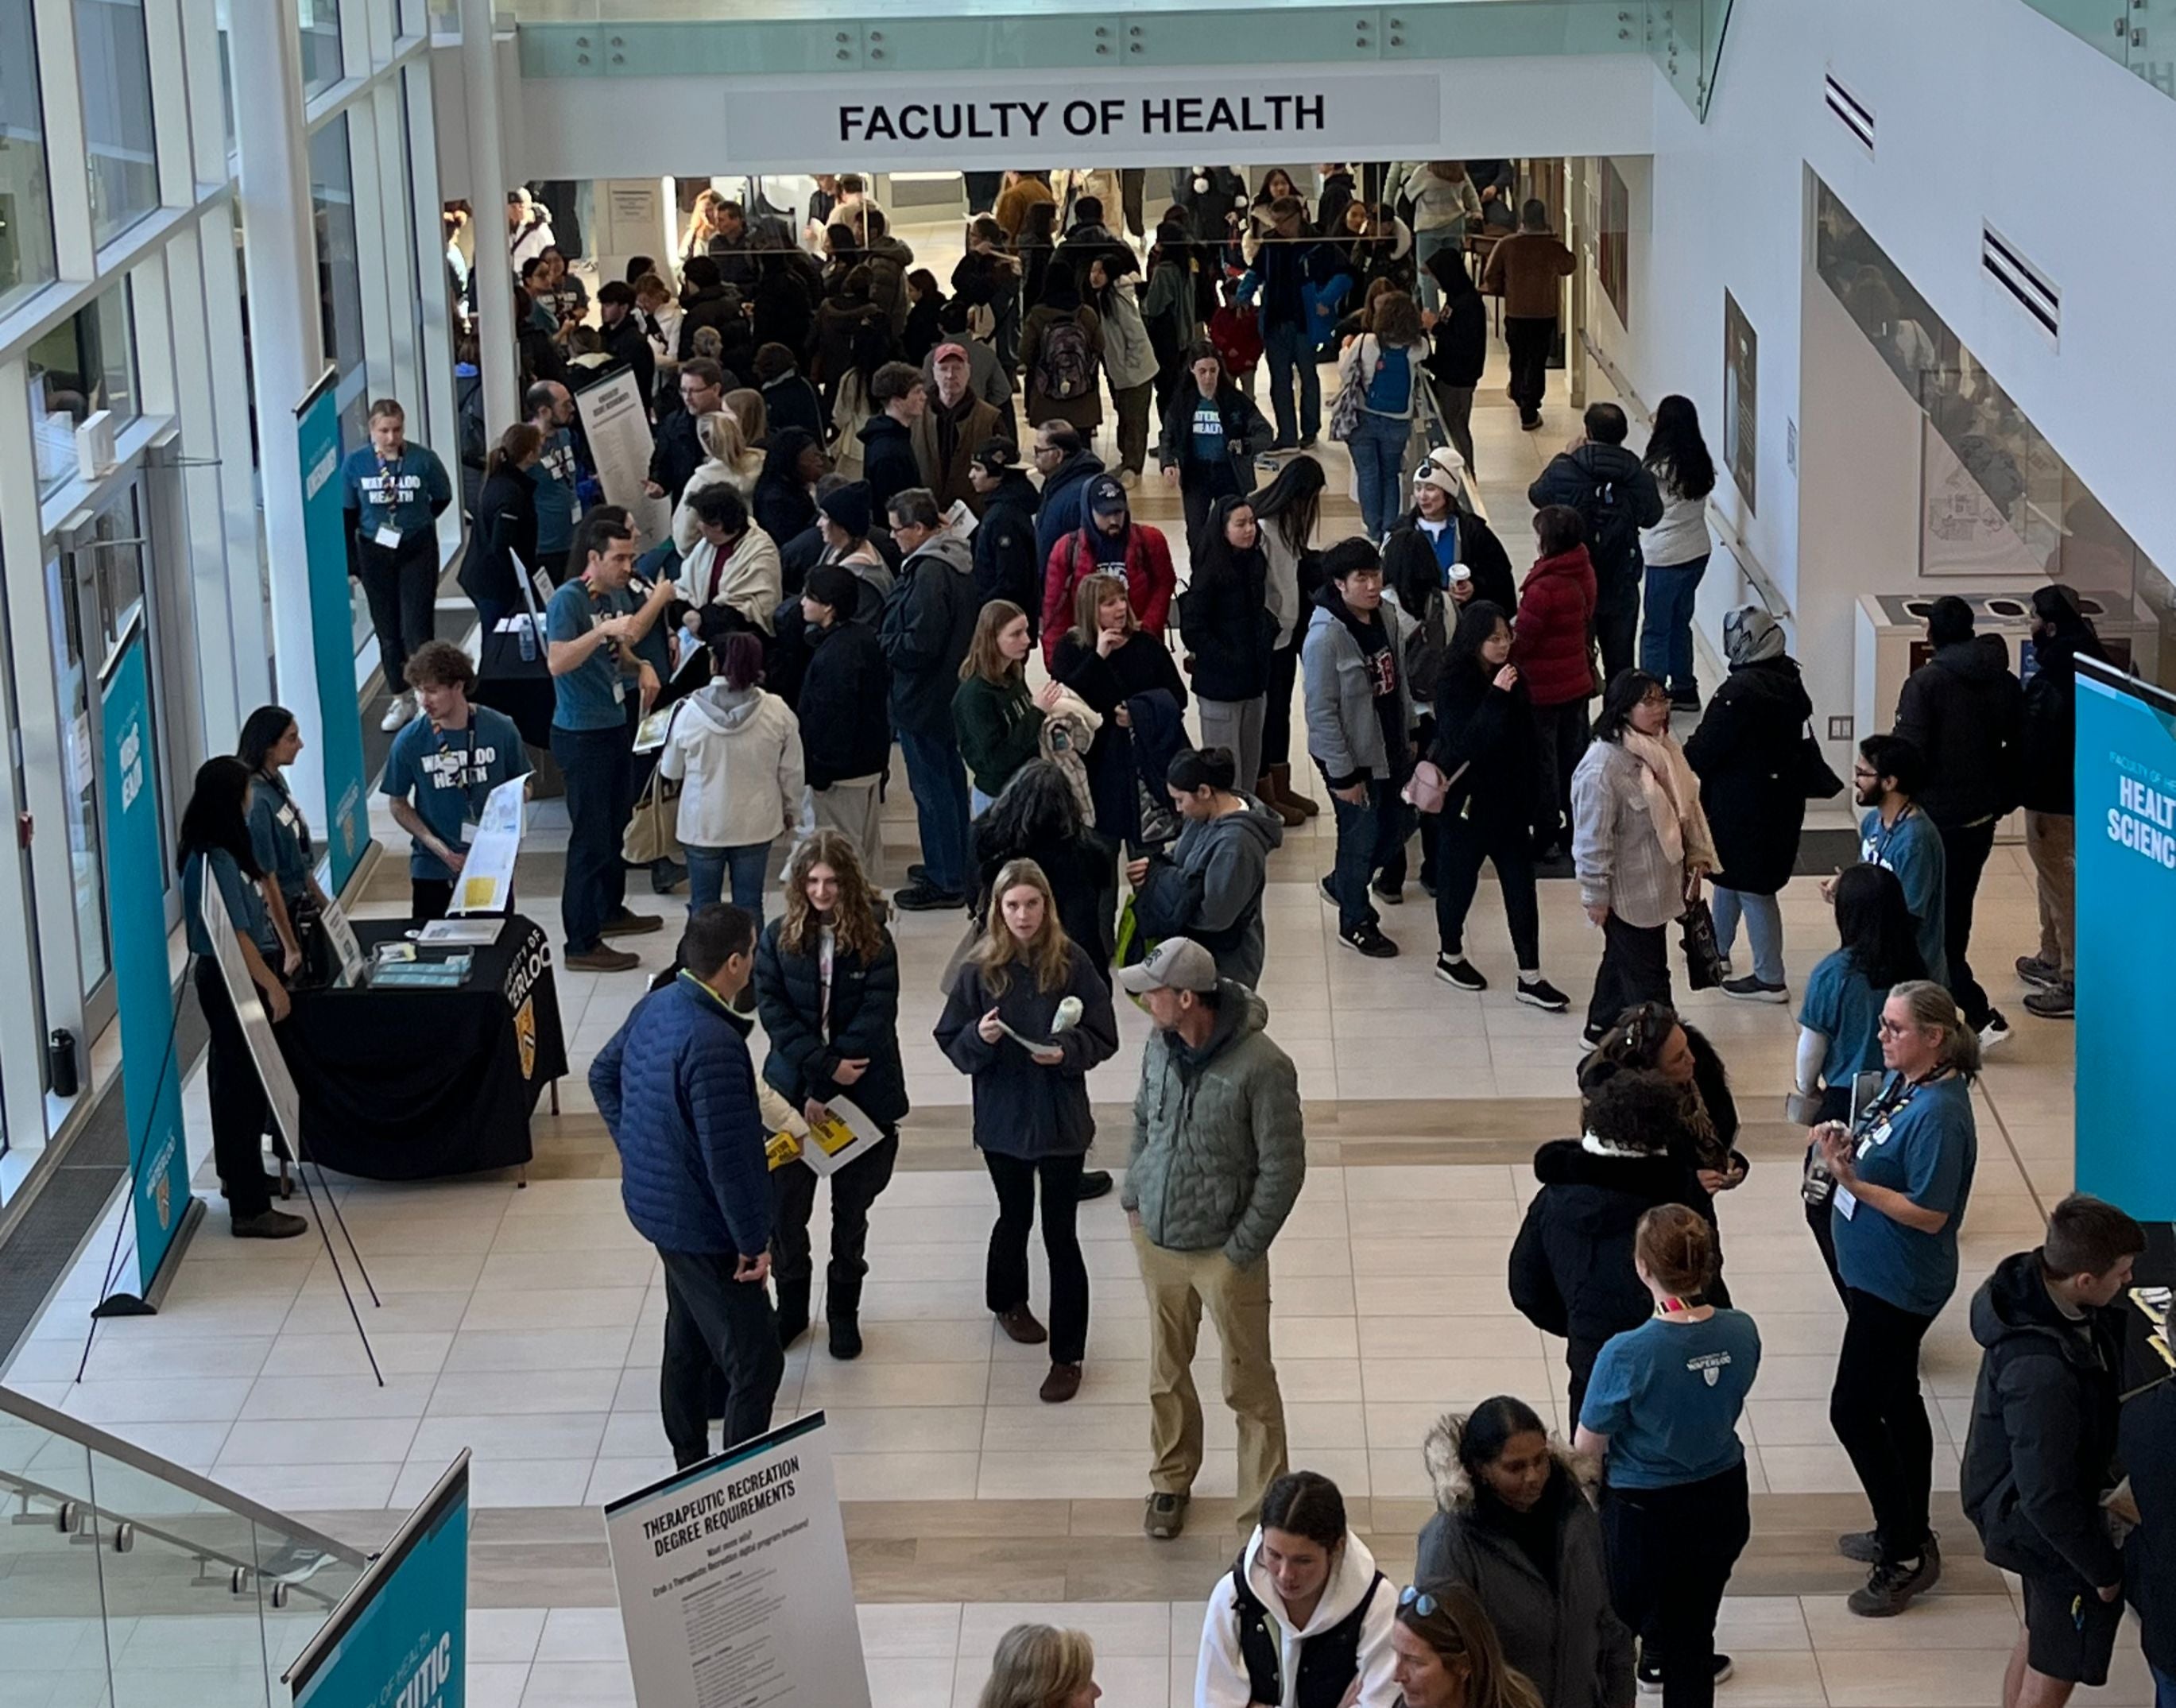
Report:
90,1199,205,1319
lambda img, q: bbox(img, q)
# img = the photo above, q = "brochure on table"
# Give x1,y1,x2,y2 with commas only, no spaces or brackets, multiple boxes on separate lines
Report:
451,777,525,915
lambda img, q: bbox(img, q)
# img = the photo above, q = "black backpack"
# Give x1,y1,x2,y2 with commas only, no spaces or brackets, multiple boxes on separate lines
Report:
1575,452,1643,582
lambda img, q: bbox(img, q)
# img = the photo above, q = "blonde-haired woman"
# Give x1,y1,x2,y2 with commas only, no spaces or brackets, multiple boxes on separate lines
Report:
955,599,1063,815
977,1623,1102,1708
1387,1581,1545,1708
1050,571,1189,846
680,187,728,269
753,831,904,1360
722,386,769,451
935,857,1118,1404
672,411,764,552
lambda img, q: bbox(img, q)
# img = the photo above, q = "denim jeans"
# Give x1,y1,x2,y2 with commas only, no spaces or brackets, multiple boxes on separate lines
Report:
1413,228,1464,309
1261,317,1320,447
1326,776,1406,934
1349,412,1409,542
550,723,632,953
684,841,772,916
1640,552,1710,695
2152,1661,2175,1708
896,727,972,894
1709,885,1783,985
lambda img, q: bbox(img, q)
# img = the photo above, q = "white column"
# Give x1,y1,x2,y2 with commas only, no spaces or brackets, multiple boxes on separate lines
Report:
229,0,334,839
460,0,518,430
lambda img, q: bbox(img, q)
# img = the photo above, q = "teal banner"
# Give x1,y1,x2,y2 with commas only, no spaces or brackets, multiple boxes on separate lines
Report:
290,1457,469,1708
2074,658,2176,1221
100,623,191,1293
298,377,370,893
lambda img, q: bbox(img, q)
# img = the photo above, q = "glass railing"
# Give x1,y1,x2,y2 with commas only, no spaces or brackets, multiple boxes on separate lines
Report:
505,0,1733,118
1,1385,368,1708
2019,0,2176,96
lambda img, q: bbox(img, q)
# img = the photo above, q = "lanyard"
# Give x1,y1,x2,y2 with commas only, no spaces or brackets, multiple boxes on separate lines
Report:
261,769,313,861
1867,803,1919,865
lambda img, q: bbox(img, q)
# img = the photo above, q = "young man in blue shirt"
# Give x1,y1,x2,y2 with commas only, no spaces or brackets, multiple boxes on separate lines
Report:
1825,734,1949,989
342,397,453,735
381,641,532,922
546,510,674,970
524,379,590,576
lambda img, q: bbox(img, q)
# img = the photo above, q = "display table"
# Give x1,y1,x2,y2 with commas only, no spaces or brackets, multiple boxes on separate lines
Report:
281,916,568,1180
473,625,557,750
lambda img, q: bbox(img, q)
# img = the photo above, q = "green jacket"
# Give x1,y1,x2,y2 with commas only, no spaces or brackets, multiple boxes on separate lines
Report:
952,672,1043,796
1122,983,1304,1268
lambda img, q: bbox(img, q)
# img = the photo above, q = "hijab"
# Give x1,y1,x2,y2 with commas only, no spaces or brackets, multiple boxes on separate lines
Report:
1722,605,1786,668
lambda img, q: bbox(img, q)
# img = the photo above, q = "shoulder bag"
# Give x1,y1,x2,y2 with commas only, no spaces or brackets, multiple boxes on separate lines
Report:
1795,719,1845,799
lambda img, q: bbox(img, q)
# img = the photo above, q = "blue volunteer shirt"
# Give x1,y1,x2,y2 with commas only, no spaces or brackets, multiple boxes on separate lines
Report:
547,578,641,732
529,427,582,556
245,774,314,903
183,846,278,959
1580,1310,1761,1489
381,705,532,880
1858,805,1947,987
340,443,451,544
1831,1071,1977,1317
1797,948,1891,1093
1188,396,1225,463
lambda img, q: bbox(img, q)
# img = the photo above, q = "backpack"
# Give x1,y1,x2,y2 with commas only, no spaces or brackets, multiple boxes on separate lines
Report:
1035,315,1095,402
1575,454,1643,580
1402,587,1450,702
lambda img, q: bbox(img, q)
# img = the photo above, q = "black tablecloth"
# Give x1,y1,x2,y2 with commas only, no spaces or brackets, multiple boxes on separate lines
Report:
474,627,557,750
281,916,568,1180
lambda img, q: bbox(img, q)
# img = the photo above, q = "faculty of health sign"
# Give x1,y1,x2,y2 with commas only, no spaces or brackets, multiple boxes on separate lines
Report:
604,1414,869,1707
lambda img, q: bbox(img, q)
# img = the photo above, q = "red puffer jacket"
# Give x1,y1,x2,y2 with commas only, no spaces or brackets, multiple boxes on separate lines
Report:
1512,546,1598,709
1040,524,1177,666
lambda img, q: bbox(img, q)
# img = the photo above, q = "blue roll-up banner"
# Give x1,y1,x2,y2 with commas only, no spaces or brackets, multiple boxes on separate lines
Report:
288,1454,469,1708
99,618,192,1298
297,372,371,894
2074,656,2176,1222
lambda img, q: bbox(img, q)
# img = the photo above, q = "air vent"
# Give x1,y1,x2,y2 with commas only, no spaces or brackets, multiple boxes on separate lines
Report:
1982,225,2060,343
1823,72,1874,153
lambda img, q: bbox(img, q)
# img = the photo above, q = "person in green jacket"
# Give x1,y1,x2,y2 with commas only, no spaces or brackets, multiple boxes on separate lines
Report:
954,598,1062,813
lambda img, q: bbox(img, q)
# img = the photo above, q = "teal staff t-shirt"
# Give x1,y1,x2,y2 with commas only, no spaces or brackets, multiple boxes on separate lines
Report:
1579,1309,1761,1489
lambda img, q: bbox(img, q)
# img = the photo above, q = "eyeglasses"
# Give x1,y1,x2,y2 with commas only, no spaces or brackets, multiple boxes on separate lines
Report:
1398,1586,1440,1617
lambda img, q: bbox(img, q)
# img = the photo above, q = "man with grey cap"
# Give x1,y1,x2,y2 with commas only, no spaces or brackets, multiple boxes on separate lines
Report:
1118,936,1304,1543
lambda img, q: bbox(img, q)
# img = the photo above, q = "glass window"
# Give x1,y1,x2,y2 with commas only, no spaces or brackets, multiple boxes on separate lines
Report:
0,0,59,312
215,0,235,161
299,0,342,99
74,0,160,247
308,114,366,436
26,285,137,498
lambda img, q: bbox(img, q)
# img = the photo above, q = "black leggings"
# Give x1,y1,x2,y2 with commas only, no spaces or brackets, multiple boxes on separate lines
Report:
1263,643,1299,772
769,1133,899,1316
1829,1285,1938,1563
984,1149,1088,1364
1602,1462,1752,1708
1433,811,1541,967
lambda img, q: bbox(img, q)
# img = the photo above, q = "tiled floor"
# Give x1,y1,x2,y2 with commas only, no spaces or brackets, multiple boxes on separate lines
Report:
0,215,2126,1706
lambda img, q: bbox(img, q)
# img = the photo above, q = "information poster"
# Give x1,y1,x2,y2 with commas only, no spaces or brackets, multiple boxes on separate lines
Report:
99,621,192,1298
1723,289,1757,518
575,368,672,550
296,371,373,893
288,1454,470,1708
451,778,525,914
2074,656,2176,1220
604,1413,869,1708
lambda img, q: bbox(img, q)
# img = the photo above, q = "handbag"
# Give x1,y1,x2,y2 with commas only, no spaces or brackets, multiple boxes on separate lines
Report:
1326,335,1369,443
1401,757,1470,815
1795,720,1845,799
1678,894,1725,990
621,760,684,866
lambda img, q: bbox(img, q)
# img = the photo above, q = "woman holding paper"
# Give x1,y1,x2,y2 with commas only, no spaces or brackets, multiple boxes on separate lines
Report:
934,858,1121,1405
751,831,904,1362
459,424,542,633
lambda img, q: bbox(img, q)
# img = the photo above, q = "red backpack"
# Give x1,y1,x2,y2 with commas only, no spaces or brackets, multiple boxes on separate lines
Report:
1208,302,1264,378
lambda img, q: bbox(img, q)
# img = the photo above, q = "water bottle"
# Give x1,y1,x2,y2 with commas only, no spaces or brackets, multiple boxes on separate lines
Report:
517,614,536,664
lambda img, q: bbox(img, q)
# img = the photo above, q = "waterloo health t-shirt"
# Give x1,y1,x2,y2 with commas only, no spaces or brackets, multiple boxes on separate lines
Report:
546,579,639,732
1578,1309,1761,1489
1831,1070,1977,1317
381,706,532,879
1858,805,1948,987
1188,397,1225,463
1797,948,1890,1094
340,443,451,545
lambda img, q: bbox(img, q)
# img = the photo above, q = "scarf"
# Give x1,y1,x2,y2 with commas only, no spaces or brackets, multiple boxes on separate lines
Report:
1620,729,1702,866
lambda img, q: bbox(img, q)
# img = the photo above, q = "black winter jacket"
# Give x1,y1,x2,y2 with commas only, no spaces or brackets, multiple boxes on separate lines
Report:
1429,663,1547,836
460,469,537,611
2018,629,2108,815
1527,443,1663,611
1424,289,1488,389
933,945,1121,1159
753,917,908,1129
971,823,1117,977
1684,655,1814,896
1894,636,2025,827
1509,1137,1713,1343
858,412,923,514
1961,1248,2127,1587
1156,383,1274,488
972,471,1043,626
1380,508,1517,625
880,538,980,738
2119,1374,2176,1672
795,617,891,788
676,283,751,370
1182,544,1275,702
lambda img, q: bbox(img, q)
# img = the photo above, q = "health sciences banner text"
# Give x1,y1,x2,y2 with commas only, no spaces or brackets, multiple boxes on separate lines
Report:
100,623,192,1295
297,378,372,893
2075,658,2176,1220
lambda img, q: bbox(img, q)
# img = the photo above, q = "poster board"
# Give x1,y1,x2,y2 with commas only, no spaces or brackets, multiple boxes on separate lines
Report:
296,370,374,892
603,1413,870,1708
200,881,307,1154
450,778,525,915
1723,289,1758,518
575,366,673,549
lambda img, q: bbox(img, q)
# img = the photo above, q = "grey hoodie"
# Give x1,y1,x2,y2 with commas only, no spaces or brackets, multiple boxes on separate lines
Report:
877,534,978,737
1123,982,1303,1268
1133,794,1284,986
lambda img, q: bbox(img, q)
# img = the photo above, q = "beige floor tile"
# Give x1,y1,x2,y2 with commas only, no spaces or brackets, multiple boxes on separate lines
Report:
1814,1643,2012,1706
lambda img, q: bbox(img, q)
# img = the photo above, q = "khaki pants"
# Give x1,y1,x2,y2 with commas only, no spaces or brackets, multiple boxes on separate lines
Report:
800,776,884,878
1133,1227,1287,1529
2024,809,2076,978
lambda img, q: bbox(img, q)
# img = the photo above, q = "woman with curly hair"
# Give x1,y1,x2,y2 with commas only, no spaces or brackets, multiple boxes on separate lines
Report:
935,858,1119,1403
751,831,904,1361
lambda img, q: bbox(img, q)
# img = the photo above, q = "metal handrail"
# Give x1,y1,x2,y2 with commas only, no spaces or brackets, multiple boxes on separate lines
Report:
0,1384,367,1568
1578,327,1791,622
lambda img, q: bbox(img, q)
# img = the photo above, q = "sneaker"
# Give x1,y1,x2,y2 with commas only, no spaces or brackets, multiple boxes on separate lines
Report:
996,1303,1047,1346
1721,974,1789,1004
1076,1169,1114,1201
1339,924,1398,959
1516,976,1570,1012
2023,983,2074,1019
892,882,965,912
231,1209,308,1240
2014,955,2061,990
1371,878,1404,905
1435,955,1488,992
1117,467,1138,489
908,862,932,885
1521,414,1544,432
1318,873,1339,908
1582,1021,1609,1048
1143,1491,1190,1540
1837,1529,1883,1564
1636,1654,1733,1694
1670,688,1703,712
1846,1544,1942,1617
564,946,641,973
649,858,687,894
1300,435,1320,451
378,691,416,733
600,910,664,938
1979,1011,2012,1051
1039,1362,1082,1404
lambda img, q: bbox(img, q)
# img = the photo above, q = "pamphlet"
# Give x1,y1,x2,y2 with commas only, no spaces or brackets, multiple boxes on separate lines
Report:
451,777,525,914
317,894,367,987
792,1096,882,1177
418,918,505,947
942,499,979,542
633,703,680,754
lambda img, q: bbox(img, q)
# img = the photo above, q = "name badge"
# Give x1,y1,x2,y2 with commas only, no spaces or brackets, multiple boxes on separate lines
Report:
277,804,298,829
375,525,404,549
611,676,625,704
1834,1186,1859,1220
